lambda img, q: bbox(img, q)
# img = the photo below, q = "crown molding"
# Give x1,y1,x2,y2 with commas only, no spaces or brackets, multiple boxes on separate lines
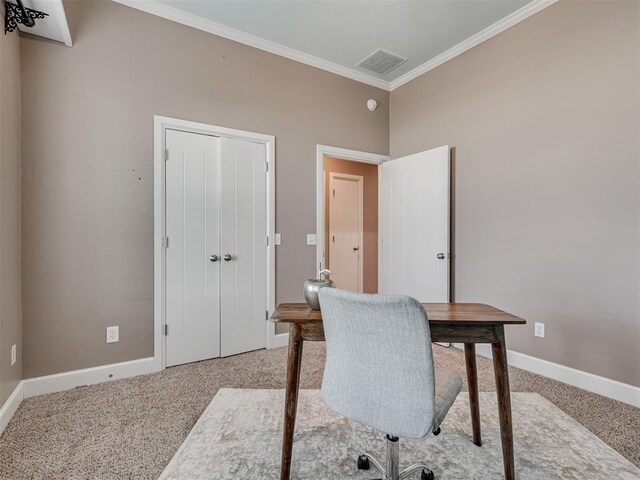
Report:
389,0,558,90
112,0,389,90
113,0,558,93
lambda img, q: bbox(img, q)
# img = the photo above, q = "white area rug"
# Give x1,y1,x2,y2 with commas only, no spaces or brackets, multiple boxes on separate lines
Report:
159,389,639,479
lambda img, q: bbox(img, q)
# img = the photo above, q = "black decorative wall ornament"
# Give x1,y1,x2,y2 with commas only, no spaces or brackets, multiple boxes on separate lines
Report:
4,0,49,34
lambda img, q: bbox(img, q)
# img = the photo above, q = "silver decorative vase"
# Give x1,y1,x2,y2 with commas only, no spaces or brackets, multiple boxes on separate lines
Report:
303,270,335,310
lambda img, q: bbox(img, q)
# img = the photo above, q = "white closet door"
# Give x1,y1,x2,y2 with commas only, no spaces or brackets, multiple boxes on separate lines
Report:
380,146,450,302
220,137,267,357
165,129,221,367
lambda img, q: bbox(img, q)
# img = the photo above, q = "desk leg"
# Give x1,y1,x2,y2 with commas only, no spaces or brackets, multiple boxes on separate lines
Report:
280,324,304,480
492,327,515,480
464,343,482,446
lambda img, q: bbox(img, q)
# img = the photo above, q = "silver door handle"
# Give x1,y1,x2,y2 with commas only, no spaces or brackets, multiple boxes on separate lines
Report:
437,253,446,260
223,254,232,262
210,254,219,262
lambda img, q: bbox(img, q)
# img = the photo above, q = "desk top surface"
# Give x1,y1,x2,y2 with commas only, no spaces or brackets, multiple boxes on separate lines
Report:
271,303,526,325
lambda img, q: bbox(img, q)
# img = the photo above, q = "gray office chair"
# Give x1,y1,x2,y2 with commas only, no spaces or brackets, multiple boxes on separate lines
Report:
318,288,463,480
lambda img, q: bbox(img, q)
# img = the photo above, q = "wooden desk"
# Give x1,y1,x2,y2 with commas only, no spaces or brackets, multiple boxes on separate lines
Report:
272,303,526,480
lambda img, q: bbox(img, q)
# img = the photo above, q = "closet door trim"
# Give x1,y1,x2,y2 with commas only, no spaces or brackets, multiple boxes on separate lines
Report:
154,115,280,372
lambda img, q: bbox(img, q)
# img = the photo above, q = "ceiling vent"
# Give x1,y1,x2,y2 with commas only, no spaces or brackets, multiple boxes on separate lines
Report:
357,49,407,76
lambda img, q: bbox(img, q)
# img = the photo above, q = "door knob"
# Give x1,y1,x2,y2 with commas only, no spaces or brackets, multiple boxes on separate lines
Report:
437,253,446,260
209,254,219,262
223,254,232,262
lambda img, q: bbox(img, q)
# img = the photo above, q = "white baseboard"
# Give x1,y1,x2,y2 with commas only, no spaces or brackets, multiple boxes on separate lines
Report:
22,357,160,399
0,357,160,436
2,342,293,435
0,382,24,436
453,343,640,407
268,332,289,349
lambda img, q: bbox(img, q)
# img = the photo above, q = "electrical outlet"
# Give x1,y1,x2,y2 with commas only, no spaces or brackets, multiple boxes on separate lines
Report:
306,234,317,245
534,322,545,338
106,326,119,343
11,345,16,366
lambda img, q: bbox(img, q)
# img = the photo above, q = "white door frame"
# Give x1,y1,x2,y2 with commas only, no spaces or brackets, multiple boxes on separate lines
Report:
329,172,364,292
154,115,280,371
316,145,389,289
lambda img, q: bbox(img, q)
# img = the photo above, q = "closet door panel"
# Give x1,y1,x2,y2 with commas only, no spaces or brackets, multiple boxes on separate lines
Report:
165,129,221,367
220,138,267,357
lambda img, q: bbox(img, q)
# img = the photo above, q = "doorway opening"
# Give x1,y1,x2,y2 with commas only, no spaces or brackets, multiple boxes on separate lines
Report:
316,145,389,293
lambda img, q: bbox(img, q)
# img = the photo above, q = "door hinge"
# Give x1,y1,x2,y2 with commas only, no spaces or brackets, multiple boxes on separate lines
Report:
266,310,269,321
164,149,169,161
164,324,168,336
163,236,169,248
265,161,269,172
265,235,269,246
332,189,335,197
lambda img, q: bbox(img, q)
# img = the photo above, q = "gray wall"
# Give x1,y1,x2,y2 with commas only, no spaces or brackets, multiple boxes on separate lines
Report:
390,1,640,386
0,13,22,404
21,0,389,378
19,0,640,387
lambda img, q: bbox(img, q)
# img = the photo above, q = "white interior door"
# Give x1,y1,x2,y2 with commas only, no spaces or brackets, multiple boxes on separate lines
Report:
165,129,221,367
380,146,450,301
329,173,363,292
220,137,268,357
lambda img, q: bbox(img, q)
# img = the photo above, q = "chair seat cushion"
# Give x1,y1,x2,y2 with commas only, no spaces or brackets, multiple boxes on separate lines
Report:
432,369,464,432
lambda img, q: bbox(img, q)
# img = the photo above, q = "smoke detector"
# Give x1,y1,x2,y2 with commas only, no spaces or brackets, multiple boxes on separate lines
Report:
357,49,407,76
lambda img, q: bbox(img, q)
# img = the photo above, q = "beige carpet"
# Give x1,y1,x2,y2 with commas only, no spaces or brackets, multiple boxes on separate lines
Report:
160,390,640,479
0,344,638,479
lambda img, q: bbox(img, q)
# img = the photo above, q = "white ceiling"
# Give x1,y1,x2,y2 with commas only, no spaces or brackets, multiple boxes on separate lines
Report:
116,0,556,90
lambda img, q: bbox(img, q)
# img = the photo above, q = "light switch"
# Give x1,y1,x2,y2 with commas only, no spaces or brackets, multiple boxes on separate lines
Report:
306,234,317,245
275,233,282,246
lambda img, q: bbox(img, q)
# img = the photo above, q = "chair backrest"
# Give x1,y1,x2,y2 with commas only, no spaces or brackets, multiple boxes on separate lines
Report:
318,288,436,440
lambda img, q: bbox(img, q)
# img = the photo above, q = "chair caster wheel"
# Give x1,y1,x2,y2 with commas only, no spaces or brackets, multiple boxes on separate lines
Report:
432,427,441,436
357,455,370,470
421,468,435,480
